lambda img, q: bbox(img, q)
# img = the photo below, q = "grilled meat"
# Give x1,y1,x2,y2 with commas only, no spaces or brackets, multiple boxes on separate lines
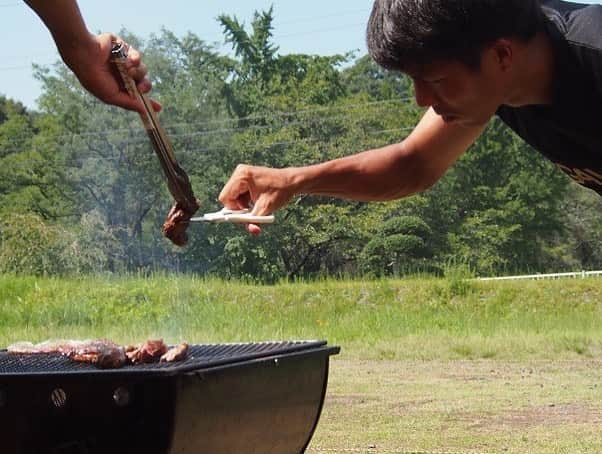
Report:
8,339,118,356
162,202,198,246
7,340,63,354
69,344,127,369
125,339,168,364
160,342,189,363
8,338,188,369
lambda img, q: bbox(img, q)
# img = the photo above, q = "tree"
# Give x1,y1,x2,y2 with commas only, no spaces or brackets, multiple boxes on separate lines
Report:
361,215,434,276
436,119,569,275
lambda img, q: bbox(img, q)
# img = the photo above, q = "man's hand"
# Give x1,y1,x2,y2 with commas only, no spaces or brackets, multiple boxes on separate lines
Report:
219,165,297,235
60,32,161,114
24,0,160,114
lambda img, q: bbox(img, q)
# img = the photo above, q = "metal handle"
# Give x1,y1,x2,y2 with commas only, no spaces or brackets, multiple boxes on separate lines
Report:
110,40,199,214
111,42,152,127
224,214,275,224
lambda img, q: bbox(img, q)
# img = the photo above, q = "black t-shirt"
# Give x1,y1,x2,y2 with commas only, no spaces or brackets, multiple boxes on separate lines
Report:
496,0,602,194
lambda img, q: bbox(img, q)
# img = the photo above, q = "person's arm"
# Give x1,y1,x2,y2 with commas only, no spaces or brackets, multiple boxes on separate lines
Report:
295,108,487,199
219,108,488,234
24,0,159,113
24,0,91,55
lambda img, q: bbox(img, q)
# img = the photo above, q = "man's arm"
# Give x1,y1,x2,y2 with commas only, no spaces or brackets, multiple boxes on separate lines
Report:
292,108,487,200
24,0,91,55
24,0,159,113
219,108,488,234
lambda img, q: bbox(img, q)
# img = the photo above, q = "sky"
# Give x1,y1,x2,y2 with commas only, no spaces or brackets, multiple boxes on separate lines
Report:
0,0,374,109
1,0,600,110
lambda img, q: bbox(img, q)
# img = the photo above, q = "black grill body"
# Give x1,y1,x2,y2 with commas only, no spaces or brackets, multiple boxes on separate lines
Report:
0,341,339,454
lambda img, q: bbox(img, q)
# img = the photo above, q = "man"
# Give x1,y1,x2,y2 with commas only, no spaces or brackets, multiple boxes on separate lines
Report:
218,0,602,235
24,0,159,113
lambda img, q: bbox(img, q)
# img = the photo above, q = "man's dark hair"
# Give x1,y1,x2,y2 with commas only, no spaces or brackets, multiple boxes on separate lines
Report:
367,0,545,72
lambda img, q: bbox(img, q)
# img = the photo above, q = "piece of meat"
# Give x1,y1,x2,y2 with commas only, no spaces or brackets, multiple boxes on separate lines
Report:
7,341,41,354
160,342,189,363
69,345,127,369
125,339,168,364
162,202,197,246
7,340,75,354
7,339,119,356
7,338,188,369
97,347,128,369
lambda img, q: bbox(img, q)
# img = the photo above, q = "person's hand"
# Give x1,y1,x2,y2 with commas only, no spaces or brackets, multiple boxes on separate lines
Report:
219,164,298,235
59,32,161,114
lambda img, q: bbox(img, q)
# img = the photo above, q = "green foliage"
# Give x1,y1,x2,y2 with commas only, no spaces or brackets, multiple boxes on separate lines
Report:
0,212,120,275
1,274,602,362
361,215,434,276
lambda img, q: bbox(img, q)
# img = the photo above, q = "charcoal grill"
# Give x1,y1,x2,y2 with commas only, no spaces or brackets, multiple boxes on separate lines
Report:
0,340,339,454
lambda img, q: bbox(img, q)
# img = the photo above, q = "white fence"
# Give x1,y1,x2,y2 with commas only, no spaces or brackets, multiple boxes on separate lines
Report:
477,270,602,281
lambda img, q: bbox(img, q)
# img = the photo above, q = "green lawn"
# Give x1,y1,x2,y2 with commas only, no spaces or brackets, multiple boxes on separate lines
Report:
309,358,602,454
1,274,602,453
1,274,601,360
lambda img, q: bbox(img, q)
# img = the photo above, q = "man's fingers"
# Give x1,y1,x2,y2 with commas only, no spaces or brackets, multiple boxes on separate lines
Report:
126,46,141,66
109,92,142,112
128,62,149,84
218,165,275,235
228,196,249,211
249,200,271,216
219,179,250,209
136,76,152,94
109,92,160,115
149,98,163,112
246,224,262,235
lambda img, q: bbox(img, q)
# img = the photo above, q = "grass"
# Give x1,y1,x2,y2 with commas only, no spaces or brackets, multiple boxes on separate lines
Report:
1,273,602,452
0,274,601,360
308,358,602,453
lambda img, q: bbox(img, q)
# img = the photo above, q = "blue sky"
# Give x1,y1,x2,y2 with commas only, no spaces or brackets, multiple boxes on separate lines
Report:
1,0,600,109
1,0,373,108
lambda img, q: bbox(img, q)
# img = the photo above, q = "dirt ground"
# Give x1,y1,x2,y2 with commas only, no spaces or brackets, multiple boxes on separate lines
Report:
307,358,602,454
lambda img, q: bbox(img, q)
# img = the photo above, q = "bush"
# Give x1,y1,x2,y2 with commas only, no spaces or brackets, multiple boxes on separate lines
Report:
0,211,123,275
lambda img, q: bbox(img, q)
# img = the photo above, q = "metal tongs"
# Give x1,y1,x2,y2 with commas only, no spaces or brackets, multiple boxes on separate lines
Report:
190,208,275,224
110,40,199,214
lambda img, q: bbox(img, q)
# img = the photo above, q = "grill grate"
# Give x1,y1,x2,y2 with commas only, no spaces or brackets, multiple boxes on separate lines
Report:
0,340,329,377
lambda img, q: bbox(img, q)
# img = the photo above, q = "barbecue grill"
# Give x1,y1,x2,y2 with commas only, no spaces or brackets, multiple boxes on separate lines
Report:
0,340,339,454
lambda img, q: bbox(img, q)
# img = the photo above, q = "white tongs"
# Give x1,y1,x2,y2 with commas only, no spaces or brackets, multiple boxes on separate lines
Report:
190,208,275,224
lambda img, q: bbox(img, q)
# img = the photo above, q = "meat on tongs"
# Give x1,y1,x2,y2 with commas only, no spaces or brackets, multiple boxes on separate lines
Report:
111,41,200,246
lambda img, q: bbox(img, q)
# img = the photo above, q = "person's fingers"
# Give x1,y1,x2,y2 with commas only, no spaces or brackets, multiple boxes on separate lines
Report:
149,98,163,112
218,185,235,208
237,191,252,209
126,45,141,66
128,62,149,84
108,92,143,112
219,167,251,208
107,90,161,115
246,224,262,235
227,194,250,210
249,198,271,216
135,76,152,94
218,165,279,236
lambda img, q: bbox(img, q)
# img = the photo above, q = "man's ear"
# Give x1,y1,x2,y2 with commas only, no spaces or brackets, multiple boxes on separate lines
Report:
490,38,514,72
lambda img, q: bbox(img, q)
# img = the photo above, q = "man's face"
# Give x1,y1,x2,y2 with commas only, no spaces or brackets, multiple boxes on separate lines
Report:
406,51,508,126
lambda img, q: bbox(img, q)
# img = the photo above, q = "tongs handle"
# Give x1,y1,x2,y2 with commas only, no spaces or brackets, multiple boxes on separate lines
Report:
110,41,199,213
111,44,152,125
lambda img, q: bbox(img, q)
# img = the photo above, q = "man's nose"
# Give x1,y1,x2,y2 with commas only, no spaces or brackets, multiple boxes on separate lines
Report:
413,79,435,107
